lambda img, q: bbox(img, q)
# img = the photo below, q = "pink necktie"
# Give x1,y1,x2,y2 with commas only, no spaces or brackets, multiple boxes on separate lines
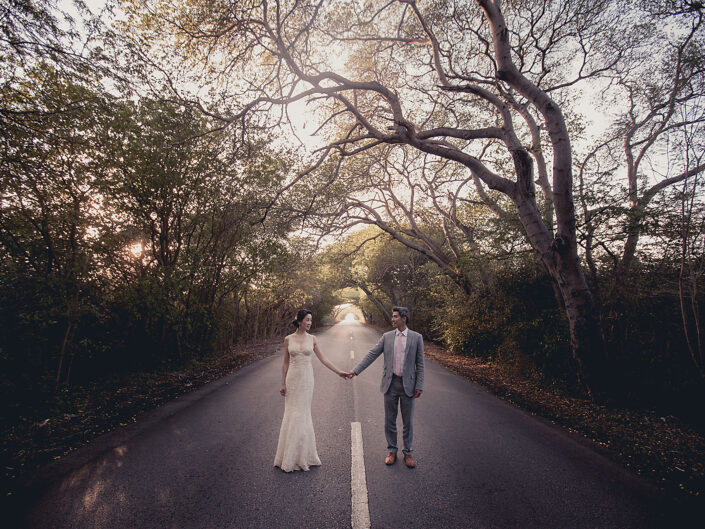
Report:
394,332,403,376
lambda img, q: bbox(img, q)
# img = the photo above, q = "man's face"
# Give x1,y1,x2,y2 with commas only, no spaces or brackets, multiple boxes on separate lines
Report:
391,311,405,329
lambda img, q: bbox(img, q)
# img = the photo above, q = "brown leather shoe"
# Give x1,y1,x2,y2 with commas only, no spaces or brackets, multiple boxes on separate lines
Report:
403,454,416,468
385,452,397,465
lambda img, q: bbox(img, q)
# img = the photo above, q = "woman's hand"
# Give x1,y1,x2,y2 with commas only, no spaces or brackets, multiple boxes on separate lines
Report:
280,385,286,396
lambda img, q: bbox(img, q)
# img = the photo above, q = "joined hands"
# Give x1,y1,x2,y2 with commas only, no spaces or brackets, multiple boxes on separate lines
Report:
338,371,355,380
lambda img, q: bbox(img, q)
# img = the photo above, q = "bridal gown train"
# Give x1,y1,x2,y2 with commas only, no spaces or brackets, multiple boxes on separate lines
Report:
274,333,322,472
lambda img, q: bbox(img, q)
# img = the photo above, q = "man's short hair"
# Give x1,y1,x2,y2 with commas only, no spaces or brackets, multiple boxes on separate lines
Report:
392,306,410,324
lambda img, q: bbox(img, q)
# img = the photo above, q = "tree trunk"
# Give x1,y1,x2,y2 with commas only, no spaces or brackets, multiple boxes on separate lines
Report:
357,283,392,324
679,275,705,383
65,347,77,387
233,292,241,344
474,0,608,398
55,320,73,389
514,191,605,398
551,249,605,398
618,219,641,278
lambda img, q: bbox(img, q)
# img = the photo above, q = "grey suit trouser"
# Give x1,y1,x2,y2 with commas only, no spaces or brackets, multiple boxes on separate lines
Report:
385,375,414,454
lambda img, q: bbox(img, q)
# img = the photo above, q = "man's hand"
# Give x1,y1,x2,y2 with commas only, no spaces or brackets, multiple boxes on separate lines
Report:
413,389,423,398
337,371,350,379
345,371,356,379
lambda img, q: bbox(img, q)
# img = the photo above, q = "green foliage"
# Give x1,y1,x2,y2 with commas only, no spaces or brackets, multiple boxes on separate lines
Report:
3,0,704,434
0,58,328,427
323,224,704,414
431,259,574,384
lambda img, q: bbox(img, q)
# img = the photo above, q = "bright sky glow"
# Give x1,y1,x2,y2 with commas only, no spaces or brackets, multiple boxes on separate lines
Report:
129,242,143,258
60,0,611,149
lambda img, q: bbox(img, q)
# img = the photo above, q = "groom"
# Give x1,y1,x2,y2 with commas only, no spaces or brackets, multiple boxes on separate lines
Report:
347,307,424,468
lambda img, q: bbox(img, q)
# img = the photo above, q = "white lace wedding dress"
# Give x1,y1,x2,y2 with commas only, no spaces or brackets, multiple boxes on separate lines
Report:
274,334,321,472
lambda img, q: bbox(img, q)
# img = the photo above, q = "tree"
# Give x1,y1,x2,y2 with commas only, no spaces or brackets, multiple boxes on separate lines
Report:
673,109,705,382
95,94,309,356
0,63,114,386
0,66,315,394
123,0,629,396
577,1,705,281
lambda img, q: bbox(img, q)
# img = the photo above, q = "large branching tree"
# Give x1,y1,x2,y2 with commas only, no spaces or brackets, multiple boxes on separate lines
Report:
576,1,705,283
311,146,526,296
123,0,622,396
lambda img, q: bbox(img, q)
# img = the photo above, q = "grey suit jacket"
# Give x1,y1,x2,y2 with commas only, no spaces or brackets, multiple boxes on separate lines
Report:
353,329,424,397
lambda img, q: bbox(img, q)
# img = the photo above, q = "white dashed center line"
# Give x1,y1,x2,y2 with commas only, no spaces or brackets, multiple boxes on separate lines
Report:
351,422,371,529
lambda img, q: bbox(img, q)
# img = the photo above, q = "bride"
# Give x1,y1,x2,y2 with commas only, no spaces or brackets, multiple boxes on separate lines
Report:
274,309,348,472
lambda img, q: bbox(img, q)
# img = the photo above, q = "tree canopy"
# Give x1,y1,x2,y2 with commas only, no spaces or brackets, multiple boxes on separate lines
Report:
1,0,703,408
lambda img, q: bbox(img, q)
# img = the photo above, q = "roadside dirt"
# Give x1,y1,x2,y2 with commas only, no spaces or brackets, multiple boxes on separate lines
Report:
1,338,282,499
424,342,705,502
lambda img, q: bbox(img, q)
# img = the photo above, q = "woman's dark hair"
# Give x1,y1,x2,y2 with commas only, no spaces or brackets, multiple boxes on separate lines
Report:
292,309,313,328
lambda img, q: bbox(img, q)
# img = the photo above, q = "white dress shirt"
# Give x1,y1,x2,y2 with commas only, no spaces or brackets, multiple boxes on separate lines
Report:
393,327,408,376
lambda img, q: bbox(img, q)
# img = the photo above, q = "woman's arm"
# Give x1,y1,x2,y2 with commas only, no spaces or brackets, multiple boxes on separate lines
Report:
313,336,347,378
280,336,290,396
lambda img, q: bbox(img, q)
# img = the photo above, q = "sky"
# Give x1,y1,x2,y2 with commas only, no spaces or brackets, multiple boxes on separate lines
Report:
60,0,612,144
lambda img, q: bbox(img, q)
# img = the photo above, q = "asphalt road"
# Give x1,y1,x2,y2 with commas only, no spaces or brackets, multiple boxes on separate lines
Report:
17,321,688,528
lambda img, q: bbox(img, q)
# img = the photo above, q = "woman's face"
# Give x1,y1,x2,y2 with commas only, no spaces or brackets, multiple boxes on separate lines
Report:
301,313,312,331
